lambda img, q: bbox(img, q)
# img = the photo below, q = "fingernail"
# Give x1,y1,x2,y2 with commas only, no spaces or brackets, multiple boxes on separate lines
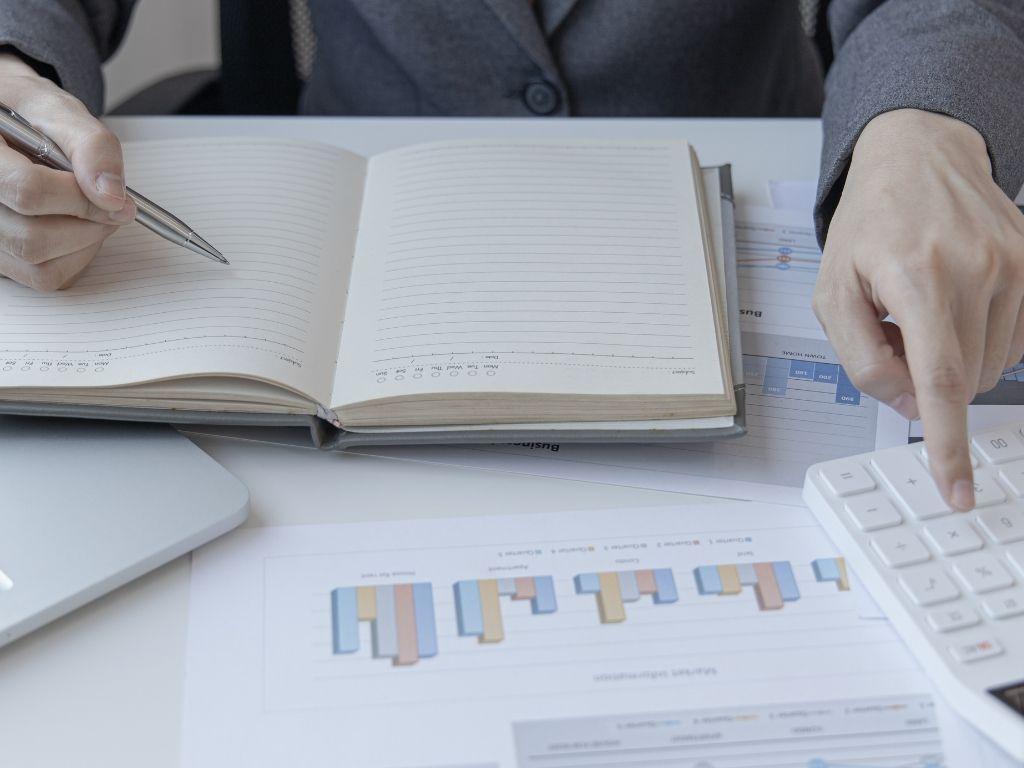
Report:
951,479,975,512
109,200,135,224
95,172,126,202
891,393,919,421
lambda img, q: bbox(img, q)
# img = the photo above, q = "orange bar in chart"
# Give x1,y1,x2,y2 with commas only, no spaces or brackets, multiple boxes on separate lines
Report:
597,572,627,623
753,563,783,610
512,577,537,601
478,579,505,643
356,585,377,620
717,565,742,595
634,569,657,595
836,558,850,591
393,584,420,666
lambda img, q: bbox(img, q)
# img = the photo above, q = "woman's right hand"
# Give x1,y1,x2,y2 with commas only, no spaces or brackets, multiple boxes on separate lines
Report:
0,52,135,291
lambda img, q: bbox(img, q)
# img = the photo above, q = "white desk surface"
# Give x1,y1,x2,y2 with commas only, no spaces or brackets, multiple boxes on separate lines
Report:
0,117,822,768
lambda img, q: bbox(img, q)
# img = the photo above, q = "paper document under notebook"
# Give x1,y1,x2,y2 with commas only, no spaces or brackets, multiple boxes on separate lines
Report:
182,504,939,767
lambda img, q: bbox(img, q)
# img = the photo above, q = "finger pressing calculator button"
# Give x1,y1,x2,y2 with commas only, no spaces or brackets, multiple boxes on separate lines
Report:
871,450,950,520
927,606,981,632
844,495,902,531
972,427,1024,464
949,637,1004,663
819,461,875,497
922,518,983,556
920,445,979,469
982,590,1024,620
899,568,960,606
952,554,1016,594
870,529,931,568
969,469,1008,507
975,506,1024,545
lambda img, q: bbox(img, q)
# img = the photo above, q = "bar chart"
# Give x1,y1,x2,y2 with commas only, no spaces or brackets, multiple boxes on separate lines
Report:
814,557,851,591
573,568,678,623
330,582,438,666
454,576,557,643
746,354,861,406
694,561,800,610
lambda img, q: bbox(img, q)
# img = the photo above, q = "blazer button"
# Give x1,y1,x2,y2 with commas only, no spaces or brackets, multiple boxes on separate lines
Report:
523,81,560,115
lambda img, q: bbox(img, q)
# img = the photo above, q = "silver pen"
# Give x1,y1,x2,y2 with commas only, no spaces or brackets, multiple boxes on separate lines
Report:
0,102,227,264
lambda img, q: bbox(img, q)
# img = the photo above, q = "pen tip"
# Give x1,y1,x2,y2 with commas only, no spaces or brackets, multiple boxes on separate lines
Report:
189,233,229,265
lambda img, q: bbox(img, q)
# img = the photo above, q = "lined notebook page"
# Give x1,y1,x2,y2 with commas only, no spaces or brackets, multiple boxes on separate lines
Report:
0,139,364,407
332,139,724,408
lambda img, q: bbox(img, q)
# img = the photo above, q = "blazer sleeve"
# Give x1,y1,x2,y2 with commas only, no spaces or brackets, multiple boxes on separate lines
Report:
0,0,136,114
816,0,1024,244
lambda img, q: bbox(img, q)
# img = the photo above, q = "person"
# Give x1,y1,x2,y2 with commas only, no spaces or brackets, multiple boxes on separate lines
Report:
0,0,1022,510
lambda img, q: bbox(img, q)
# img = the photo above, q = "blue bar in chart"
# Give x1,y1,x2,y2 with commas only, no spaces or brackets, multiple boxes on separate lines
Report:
761,357,790,396
330,588,359,654
834,367,861,405
813,362,839,385
532,576,558,614
772,561,801,602
412,582,439,658
788,359,815,380
652,568,678,604
454,580,483,636
694,565,723,595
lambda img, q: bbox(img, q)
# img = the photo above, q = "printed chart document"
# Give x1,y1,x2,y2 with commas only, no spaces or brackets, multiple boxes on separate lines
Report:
182,504,942,768
360,207,907,504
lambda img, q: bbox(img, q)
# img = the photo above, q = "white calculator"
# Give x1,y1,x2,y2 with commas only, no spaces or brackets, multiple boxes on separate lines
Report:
803,424,1024,762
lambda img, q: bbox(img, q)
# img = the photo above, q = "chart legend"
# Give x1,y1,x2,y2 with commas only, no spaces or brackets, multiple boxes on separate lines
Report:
694,561,800,610
330,582,437,666
574,569,677,623
813,557,851,591
454,576,557,644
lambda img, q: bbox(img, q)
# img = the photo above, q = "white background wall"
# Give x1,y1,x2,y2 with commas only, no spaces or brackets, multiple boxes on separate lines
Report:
102,0,221,111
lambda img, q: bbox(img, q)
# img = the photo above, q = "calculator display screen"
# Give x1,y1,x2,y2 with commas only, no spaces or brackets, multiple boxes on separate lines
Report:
990,681,1024,716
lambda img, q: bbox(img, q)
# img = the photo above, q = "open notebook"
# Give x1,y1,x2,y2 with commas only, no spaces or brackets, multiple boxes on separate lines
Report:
0,138,744,448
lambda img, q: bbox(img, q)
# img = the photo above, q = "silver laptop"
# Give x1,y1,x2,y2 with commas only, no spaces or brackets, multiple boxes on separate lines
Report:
0,417,249,648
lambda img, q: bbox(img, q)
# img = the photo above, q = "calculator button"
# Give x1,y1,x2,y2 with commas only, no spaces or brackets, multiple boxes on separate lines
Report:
952,554,1015,594
949,637,1004,663
1007,542,1024,577
870,529,931,568
844,495,902,531
818,461,875,497
982,590,1024,620
870,451,950,520
922,518,983,556
997,459,1024,497
975,506,1024,545
972,426,1024,464
927,606,981,633
969,469,1008,507
920,445,979,469
899,568,960,606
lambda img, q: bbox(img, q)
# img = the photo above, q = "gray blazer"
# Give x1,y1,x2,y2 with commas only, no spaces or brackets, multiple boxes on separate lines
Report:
1,0,1022,238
